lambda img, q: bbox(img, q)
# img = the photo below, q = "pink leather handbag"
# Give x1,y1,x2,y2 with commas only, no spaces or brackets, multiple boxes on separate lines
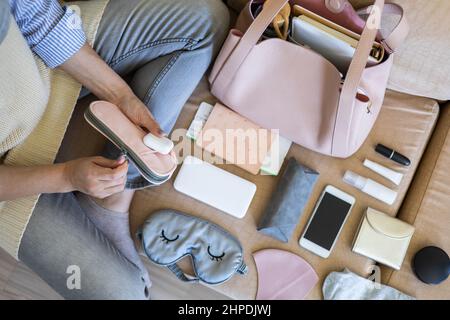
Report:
209,0,408,158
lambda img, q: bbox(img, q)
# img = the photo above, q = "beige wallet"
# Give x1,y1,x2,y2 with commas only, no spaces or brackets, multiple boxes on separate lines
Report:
352,208,415,270
196,103,276,175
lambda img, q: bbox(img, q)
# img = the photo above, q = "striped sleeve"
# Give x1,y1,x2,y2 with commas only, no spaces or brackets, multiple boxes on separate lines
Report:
9,0,86,68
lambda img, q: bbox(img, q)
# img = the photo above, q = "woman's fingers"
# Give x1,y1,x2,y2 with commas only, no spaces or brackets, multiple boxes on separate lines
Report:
93,156,125,168
97,161,128,181
142,110,164,137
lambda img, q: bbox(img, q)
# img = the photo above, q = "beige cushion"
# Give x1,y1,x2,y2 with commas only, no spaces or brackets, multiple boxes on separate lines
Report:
59,78,439,299
381,104,450,300
133,85,439,300
355,0,450,100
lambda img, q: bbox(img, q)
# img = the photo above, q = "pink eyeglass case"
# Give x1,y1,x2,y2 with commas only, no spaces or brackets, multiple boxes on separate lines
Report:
85,101,177,185
253,248,318,300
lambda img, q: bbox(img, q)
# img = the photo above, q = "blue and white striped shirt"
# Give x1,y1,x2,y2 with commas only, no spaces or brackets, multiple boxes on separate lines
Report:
9,0,87,68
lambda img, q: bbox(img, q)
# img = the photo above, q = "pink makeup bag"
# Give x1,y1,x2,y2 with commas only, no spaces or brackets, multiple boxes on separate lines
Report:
209,0,408,158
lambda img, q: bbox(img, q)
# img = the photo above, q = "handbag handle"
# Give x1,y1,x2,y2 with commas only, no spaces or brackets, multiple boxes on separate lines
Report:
211,0,408,157
357,3,408,54
211,0,289,92
332,0,385,156
211,0,390,93
332,0,408,156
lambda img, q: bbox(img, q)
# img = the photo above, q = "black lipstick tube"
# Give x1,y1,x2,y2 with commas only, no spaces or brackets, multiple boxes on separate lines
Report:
375,144,411,166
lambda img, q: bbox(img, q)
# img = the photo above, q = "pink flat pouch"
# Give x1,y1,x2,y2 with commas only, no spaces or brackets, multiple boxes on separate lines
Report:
253,249,318,300
85,101,177,185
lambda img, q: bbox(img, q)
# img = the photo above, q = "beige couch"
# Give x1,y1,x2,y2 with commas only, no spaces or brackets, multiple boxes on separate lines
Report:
381,104,450,299
59,0,449,299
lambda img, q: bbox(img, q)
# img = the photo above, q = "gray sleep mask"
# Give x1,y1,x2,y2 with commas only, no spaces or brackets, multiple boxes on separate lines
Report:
138,210,248,285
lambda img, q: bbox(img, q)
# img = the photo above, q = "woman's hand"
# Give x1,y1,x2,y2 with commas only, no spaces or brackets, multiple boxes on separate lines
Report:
117,94,164,137
63,156,128,199
0,156,127,201
60,44,164,137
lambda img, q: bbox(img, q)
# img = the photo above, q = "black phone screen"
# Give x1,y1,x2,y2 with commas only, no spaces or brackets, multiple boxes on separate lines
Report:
303,192,352,251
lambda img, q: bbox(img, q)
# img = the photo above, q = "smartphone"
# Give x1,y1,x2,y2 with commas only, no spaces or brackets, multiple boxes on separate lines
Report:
299,185,355,258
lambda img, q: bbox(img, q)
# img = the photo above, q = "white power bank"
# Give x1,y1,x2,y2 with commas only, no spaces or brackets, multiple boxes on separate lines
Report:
174,156,256,218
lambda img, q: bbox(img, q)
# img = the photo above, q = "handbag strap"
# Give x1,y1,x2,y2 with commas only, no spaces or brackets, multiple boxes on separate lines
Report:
357,3,408,54
332,0,385,156
211,0,408,157
211,0,290,92
212,0,409,94
333,0,412,156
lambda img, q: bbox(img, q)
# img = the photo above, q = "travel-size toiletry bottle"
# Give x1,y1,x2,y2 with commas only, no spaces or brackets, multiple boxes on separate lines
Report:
343,171,397,205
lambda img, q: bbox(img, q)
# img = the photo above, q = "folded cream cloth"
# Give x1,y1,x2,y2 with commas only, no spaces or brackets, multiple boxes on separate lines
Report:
323,269,415,300
0,0,109,259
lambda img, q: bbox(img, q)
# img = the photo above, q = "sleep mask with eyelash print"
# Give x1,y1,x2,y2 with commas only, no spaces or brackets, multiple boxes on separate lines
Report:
137,210,248,285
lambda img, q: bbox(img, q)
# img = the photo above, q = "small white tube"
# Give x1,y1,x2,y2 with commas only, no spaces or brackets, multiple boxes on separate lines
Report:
343,171,397,205
363,159,403,186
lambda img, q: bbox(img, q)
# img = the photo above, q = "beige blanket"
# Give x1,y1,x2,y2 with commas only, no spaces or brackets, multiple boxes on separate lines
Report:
0,0,109,259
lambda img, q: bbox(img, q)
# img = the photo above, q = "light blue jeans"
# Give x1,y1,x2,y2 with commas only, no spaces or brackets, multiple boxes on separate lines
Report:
18,0,229,299
0,0,9,44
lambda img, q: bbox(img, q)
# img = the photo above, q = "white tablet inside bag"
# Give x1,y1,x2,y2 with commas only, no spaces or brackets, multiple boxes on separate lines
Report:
174,156,257,218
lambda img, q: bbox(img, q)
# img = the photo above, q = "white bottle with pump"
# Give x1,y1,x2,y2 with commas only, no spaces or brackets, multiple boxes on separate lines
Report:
343,171,397,205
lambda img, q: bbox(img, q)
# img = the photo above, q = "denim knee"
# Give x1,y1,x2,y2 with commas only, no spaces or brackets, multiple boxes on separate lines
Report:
198,0,231,51
174,0,230,54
